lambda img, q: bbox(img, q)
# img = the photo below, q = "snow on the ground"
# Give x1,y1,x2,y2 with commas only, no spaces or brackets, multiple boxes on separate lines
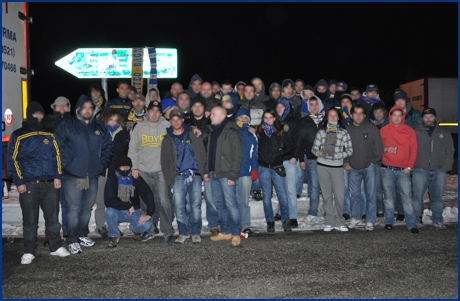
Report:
2,175,458,238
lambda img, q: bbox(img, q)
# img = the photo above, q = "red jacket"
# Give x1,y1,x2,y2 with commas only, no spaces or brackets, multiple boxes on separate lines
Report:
380,106,418,168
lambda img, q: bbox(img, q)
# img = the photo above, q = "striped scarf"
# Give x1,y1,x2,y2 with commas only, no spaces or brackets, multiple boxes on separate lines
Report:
116,170,135,203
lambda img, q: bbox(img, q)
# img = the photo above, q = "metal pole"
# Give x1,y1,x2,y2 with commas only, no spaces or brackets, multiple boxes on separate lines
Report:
101,78,108,101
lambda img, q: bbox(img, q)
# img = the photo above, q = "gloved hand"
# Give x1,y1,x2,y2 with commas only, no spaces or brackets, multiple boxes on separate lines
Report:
251,170,258,181
184,169,195,185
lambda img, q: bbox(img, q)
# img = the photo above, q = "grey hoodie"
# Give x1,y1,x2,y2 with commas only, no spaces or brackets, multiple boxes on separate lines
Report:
251,77,270,102
128,116,171,173
146,87,162,103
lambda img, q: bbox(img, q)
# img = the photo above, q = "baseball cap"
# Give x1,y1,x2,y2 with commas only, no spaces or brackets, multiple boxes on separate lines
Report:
133,94,146,101
393,88,408,101
422,108,437,117
169,109,184,120
336,81,348,91
147,101,162,112
366,84,379,92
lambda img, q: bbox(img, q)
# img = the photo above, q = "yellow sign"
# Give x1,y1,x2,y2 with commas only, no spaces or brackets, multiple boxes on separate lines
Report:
131,47,144,94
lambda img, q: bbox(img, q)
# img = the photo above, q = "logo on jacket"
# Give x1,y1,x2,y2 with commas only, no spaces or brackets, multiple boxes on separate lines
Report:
95,130,100,136
43,138,50,145
362,133,369,140
141,133,165,147
439,134,444,138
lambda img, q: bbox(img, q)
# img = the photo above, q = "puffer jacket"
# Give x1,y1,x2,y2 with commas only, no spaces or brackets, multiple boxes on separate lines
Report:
257,127,292,168
234,108,259,177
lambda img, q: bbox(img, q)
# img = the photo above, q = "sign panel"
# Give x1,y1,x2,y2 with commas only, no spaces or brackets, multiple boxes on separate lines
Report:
4,109,13,126
55,48,177,79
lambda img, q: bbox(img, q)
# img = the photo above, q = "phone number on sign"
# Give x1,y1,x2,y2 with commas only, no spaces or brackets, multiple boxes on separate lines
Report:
2,46,15,58
2,61,16,73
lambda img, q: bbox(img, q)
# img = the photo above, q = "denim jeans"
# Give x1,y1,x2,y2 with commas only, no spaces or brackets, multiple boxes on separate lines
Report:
20,181,62,255
210,171,241,236
204,181,219,229
173,175,203,236
251,177,261,192
375,161,385,212
105,207,151,237
60,187,67,236
412,169,446,224
258,166,290,222
63,175,98,244
141,171,175,236
381,168,417,230
349,164,377,224
344,169,366,216
283,160,299,219
236,176,252,229
306,159,321,216
94,176,107,229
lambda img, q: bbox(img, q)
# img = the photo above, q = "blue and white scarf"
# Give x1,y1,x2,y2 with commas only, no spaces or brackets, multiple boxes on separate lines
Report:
116,170,135,203
262,121,275,137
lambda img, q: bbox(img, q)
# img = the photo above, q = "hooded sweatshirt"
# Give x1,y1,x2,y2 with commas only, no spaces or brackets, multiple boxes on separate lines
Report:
251,77,270,103
344,120,383,170
185,74,203,99
146,87,162,103
234,81,246,100
234,108,259,178
55,97,113,178
128,116,171,173
300,95,325,125
313,79,331,105
380,106,418,169
280,79,302,108
266,82,281,111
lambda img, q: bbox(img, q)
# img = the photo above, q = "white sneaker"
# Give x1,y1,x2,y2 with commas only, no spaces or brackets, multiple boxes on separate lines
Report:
348,218,363,229
175,235,190,244
365,223,374,231
79,236,95,247
305,215,316,223
69,242,82,254
21,253,35,264
50,247,71,257
323,225,332,232
334,226,349,232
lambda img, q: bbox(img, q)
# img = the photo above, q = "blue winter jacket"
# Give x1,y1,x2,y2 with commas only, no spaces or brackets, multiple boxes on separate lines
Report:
55,98,113,178
7,125,62,187
234,108,259,177
105,96,132,118
382,103,421,129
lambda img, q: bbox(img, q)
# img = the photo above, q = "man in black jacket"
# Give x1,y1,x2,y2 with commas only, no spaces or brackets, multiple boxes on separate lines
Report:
200,82,221,112
344,105,383,231
188,97,211,146
7,102,70,264
104,156,155,247
106,81,132,119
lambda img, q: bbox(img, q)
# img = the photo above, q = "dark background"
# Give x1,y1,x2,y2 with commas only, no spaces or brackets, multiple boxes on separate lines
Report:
29,2,458,113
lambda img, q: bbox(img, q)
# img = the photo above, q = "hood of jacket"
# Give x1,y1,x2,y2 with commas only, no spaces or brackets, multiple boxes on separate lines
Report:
300,87,314,100
313,79,331,101
185,74,203,98
234,81,246,92
226,93,239,116
269,82,282,101
276,98,291,122
388,105,406,126
26,101,45,130
146,87,161,102
75,96,96,122
307,95,325,113
251,77,270,102
234,107,251,124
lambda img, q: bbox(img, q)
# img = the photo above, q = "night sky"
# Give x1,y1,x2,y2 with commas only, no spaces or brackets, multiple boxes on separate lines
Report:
29,2,457,113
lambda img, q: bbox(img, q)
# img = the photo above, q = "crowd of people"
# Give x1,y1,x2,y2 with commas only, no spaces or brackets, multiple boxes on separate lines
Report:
7,74,455,264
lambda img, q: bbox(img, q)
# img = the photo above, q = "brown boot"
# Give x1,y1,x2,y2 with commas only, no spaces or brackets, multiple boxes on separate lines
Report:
210,227,220,236
231,236,241,247
210,233,232,242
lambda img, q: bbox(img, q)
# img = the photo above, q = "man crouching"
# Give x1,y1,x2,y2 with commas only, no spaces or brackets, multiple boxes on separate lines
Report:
104,155,156,247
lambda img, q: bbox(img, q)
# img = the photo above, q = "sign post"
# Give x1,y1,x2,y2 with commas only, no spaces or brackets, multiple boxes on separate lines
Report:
101,78,108,101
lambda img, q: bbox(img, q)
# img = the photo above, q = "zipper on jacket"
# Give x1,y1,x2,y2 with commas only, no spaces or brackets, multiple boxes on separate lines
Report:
38,130,44,178
85,124,91,175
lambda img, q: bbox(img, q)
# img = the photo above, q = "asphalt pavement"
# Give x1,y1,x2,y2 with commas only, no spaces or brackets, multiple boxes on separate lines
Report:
2,224,458,299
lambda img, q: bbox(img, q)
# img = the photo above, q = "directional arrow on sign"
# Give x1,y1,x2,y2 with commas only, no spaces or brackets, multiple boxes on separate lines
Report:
55,48,177,79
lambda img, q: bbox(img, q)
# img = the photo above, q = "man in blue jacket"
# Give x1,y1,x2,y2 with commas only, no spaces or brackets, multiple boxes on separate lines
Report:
234,108,259,235
105,81,132,119
7,102,70,264
55,97,113,255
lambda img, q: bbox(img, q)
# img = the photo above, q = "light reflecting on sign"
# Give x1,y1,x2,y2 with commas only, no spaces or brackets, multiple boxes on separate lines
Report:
55,48,177,79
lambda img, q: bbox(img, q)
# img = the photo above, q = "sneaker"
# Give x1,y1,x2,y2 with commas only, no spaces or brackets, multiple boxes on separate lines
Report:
433,222,446,230
79,237,95,247
50,247,71,257
192,235,201,244
297,194,301,198
274,213,282,221
377,211,385,218
384,224,393,230
21,253,35,264
417,223,424,228
282,220,292,232
68,242,82,254
305,215,316,223
175,235,190,244
252,190,263,201
97,227,108,238
107,237,119,248
210,233,232,242
323,225,332,232
243,228,253,235
348,218,363,229
365,223,374,231
334,226,349,232
342,213,351,221
410,228,419,234
210,227,220,236
396,214,405,222
165,235,175,245
290,219,298,228
267,221,275,233
231,235,241,247
152,223,160,234
361,214,366,221
139,231,154,242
